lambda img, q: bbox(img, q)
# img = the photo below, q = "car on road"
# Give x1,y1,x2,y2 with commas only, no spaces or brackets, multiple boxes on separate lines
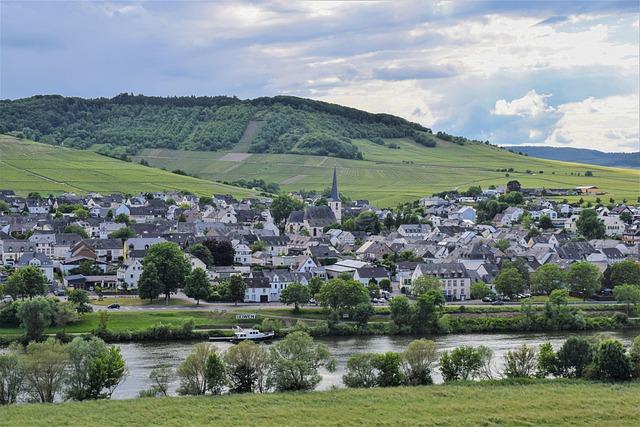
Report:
107,303,121,309
491,300,505,305
482,296,494,303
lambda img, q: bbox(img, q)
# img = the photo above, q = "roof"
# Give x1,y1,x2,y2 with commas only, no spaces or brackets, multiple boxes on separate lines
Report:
330,168,339,201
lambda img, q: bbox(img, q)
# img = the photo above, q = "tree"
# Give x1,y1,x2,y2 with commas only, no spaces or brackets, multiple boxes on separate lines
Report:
0,353,24,405
366,280,380,299
620,211,633,224
539,215,553,230
556,336,594,378
500,191,523,205
609,259,640,287
411,275,441,296
373,352,404,387
270,195,304,224
567,261,602,299
630,336,640,379
613,285,640,315
66,336,126,400
591,339,632,381
226,275,246,306
352,302,375,326
187,243,214,267
576,209,605,239
147,365,172,397
71,259,101,276
63,224,88,238
5,266,47,300
503,344,536,378
383,213,395,230
402,339,437,385
379,278,392,292
269,331,335,391
15,297,56,341
114,213,131,225
316,278,369,314
389,296,412,328
142,242,191,303
411,290,445,334
137,262,163,302
54,301,80,327
184,267,211,305
204,351,226,395
494,239,510,252
308,276,324,297
203,239,235,266
108,226,136,240
343,353,378,388
177,343,216,395
279,282,310,313
506,180,521,192
67,289,92,313
536,342,558,378
354,211,380,234
470,282,492,300
494,267,526,298
531,264,566,294
73,207,89,219
22,339,68,403
440,345,488,382
224,341,271,393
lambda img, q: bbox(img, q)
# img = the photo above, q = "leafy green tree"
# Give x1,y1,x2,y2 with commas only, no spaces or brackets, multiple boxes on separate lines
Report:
470,282,492,300
576,209,605,239
63,224,88,238
354,211,380,234
269,331,335,391
536,342,558,378
187,244,214,267
378,278,392,292
494,239,510,252
494,267,526,298
539,215,554,230
503,344,536,378
567,261,602,299
389,296,412,328
373,352,404,387
73,207,89,219
0,353,24,405
591,339,632,381
411,275,441,296
137,262,163,302
411,290,445,334
0,200,10,214
556,336,594,378
5,266,48,300
224,341,272,393
142,242,191,303
202,239,235,266
402,339,438,385
619,211,633,224
500,191,523,205
613,285,640,315
342,353,378,388
609,259,640,287
23,339,68,403
440,345,489,382
225,275,246,306
177,343,216,395
352,302,375,326
280,282,311,313
147,365,172,397
366,280,380,299
15,297,56,341
308,276,324,297
66,336,126,400
316,278,369,314
204,351,226,395
531,264,566,294
108,226,136,240
71,260,101,276
114,213,131,225
184,267,211,305
630,336,640,379
67,289,92,313
54,301,80,327
270,195,304,225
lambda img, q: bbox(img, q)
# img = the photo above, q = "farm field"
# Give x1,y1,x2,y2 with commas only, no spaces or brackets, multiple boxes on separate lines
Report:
1,381,638,426
134,137,640,207
0,135,257,198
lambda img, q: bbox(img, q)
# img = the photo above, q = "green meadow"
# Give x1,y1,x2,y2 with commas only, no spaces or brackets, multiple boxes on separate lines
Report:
0,135,257,198
135,137,640,207
1,381,638,426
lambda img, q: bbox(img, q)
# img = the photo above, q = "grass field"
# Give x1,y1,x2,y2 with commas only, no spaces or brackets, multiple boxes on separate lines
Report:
0,381,638,426
135,137,640,206
0,135,257,198
91,297,193,307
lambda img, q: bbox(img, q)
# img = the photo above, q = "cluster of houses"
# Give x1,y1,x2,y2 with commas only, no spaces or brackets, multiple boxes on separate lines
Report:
1,174,639,303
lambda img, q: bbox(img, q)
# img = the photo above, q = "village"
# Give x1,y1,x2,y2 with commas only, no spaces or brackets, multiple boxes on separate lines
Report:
1,170,638,306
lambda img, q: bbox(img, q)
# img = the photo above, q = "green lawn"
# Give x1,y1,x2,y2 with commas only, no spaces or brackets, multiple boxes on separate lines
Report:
0,135,258,197
91,297,193,307
0,381,638,426
134,137,640,206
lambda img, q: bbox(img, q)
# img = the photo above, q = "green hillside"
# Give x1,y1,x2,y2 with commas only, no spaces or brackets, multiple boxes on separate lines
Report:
1,381,638,427
0,135,257,197
134,137,640,206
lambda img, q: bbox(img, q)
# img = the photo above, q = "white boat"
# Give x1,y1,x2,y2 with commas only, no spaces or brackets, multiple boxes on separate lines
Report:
229,326,274,343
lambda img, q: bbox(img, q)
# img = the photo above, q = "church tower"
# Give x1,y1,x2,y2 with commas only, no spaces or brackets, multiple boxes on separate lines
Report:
329,167,342,222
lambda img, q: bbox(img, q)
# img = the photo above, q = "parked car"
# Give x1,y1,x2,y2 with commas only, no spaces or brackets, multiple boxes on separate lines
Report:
107,303,120,309
491,300,505,305
482,296,494,303
1,295,13,304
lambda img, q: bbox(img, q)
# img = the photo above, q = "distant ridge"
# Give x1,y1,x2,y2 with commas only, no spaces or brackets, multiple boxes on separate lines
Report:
510,146,639,169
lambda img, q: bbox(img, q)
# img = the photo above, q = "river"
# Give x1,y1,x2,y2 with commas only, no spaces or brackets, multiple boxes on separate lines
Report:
112,330,638,399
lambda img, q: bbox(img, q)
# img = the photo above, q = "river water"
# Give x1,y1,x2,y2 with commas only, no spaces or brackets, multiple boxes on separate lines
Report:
112,330,638,400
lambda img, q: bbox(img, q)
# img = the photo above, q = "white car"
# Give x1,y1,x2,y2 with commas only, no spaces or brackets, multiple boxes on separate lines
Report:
1,295,13,303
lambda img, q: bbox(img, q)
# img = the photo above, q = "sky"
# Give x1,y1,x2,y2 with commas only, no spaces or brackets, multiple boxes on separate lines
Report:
1,1,639,152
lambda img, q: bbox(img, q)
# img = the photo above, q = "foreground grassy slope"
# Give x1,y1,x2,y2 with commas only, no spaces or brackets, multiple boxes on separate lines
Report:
1,381,638,426
135,137,640,206
0,135,257,197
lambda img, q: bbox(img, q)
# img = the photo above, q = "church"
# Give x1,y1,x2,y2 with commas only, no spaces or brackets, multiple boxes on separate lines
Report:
286,168,342,237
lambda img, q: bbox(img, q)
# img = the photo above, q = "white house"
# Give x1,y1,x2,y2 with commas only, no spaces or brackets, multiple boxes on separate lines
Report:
234,243,252,265
16,252,54,282
117,258,143,290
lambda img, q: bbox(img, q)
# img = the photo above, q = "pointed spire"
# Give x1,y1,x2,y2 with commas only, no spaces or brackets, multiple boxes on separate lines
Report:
330,167,339,201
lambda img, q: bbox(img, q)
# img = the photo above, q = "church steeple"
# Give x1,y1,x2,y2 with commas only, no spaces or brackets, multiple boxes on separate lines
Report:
329,168,342,222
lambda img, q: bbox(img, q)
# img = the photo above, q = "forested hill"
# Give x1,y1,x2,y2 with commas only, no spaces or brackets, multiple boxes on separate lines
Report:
514,146,640,169
0,94,480,160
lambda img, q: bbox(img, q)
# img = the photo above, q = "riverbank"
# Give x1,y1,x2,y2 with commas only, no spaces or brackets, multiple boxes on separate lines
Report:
1,380,638,426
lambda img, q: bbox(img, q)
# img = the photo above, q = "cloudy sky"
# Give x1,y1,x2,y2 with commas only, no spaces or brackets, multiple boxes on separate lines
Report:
1,1,638,152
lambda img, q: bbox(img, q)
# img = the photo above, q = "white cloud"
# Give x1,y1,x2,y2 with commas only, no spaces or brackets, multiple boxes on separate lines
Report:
529,129,543,139
544,94,639,152
492,90,554,117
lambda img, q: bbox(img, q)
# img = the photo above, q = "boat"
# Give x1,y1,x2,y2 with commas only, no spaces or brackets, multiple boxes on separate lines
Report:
227,326,274,343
